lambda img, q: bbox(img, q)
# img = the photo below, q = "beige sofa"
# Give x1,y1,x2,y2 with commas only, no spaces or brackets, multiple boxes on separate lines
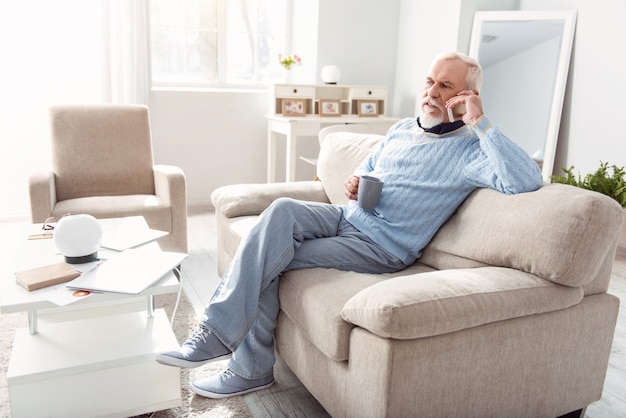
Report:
211,131,623,418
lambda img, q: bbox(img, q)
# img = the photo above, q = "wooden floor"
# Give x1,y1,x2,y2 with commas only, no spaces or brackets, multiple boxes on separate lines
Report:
184,208,626,417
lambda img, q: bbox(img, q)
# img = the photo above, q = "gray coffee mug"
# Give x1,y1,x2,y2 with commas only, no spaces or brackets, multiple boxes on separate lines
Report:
358,175,384,211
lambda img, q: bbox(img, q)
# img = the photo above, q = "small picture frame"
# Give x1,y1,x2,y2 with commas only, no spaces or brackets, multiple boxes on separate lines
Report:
319,99,341,117
282,99,306,116
357,100,379,117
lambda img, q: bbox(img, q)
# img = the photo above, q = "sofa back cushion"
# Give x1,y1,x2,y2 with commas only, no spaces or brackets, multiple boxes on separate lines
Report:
317,133,623,291
317,132,384,204
420,184,623,291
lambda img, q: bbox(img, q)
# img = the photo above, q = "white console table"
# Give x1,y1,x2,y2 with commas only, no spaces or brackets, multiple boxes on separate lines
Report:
267,83,398,182
266,115,398,182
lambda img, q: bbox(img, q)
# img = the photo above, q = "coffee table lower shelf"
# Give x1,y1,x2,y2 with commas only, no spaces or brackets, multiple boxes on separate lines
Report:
7,309,181,418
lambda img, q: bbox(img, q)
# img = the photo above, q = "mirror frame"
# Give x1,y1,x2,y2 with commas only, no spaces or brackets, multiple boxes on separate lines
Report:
468,10,577,180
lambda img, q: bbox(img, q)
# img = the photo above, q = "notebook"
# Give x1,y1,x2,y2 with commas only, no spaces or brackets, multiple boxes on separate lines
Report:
65,247,187,295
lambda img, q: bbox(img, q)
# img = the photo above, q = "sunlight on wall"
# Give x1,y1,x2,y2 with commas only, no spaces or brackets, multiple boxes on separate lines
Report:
0,2,106,220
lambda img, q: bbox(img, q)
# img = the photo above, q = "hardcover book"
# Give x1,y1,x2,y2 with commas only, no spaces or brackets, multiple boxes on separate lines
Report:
15,262,81,291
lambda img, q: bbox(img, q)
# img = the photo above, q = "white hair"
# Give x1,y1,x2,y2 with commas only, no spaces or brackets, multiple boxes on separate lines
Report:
432,52,483,92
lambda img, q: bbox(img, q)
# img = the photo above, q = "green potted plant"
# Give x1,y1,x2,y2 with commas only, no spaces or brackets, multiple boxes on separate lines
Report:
551,161,626,252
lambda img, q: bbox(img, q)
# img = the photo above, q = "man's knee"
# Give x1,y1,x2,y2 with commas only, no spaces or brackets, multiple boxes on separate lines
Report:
265,197,301,217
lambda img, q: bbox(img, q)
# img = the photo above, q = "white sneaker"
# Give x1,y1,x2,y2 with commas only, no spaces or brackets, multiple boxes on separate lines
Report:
156,325,231,368
191,368,275,399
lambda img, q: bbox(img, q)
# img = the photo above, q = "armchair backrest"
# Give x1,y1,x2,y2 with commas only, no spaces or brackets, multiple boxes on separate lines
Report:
49,104,155,201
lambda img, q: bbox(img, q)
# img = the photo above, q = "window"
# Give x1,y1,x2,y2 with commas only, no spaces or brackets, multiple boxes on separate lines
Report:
149,0,290,88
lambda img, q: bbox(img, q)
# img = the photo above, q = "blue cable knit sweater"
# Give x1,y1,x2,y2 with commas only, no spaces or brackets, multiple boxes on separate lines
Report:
342,116,543,265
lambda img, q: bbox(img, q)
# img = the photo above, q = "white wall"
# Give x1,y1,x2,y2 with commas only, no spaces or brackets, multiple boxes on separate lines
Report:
316,0,400,89
149,89,268,207
392,0,462,118
520,0,626,176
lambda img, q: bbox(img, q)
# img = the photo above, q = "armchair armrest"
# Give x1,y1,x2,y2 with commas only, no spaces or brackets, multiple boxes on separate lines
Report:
211,181,329,218
341,267,583,340
153,164,186,208
29,171,57,222
154,164,188,253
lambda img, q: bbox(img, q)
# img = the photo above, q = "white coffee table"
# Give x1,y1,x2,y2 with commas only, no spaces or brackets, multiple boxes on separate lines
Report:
1,216,183,418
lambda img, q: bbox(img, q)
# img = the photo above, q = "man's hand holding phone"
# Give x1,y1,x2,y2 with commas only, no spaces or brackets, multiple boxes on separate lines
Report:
446,90,483,125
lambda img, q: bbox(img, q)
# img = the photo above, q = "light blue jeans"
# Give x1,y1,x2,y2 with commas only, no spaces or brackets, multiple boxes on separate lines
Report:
202,198,406,380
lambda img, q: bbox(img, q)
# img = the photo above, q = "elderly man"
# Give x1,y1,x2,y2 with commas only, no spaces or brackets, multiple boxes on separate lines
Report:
157,52,543,399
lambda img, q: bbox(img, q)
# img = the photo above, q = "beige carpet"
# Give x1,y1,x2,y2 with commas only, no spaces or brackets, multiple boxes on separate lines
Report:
0,290,251,418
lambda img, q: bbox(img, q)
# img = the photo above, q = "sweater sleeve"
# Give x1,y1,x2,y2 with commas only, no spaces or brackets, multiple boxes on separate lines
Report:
465,116,544,194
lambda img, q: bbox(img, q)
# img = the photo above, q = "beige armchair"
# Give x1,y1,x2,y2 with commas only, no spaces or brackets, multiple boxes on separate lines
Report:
29,104,187,253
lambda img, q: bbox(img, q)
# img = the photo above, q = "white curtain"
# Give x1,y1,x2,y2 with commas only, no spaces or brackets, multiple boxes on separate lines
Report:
104,0,150,105
0,1,149,221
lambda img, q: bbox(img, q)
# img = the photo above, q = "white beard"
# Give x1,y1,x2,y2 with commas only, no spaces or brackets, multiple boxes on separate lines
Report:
420,113,444,129
420,98,445,128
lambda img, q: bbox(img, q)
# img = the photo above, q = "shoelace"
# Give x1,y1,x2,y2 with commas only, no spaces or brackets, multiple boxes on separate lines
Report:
189,326,209,344
221,369,236,380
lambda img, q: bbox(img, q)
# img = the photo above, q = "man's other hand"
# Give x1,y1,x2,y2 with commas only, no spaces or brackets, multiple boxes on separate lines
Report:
345,175,359,200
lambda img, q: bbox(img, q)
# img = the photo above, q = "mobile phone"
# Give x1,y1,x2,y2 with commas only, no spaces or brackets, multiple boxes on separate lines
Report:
446,103,466,122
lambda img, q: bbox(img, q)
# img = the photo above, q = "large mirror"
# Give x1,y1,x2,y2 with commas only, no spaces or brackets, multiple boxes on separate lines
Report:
468,10,577,180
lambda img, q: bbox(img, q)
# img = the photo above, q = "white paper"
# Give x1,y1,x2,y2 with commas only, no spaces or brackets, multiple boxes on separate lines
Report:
99,216,169,251
26,281,93,306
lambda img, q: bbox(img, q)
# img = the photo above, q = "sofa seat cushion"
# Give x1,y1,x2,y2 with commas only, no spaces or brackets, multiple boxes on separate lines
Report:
279,263,435,361
53,195,172,232
341,267,583,340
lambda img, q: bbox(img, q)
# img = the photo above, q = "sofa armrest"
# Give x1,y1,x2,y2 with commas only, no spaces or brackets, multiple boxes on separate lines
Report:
29,171,57,222
211,181,329,218
341,267,583,340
